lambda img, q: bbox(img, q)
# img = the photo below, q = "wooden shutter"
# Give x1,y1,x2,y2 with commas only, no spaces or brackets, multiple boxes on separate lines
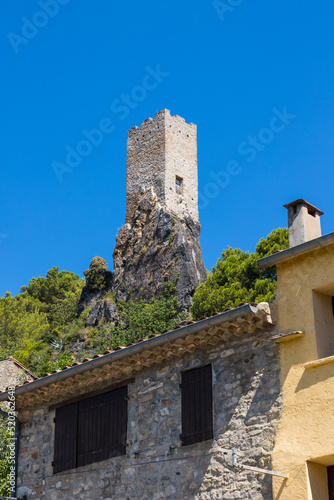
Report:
328,466,334,500
181,364,213,446
53,402,78,473
77,386,127,467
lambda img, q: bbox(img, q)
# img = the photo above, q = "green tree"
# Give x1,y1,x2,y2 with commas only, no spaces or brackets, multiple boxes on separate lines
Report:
0,416,11,497
117,282,182,343
83,257,112,291
190,228,288,319
0,293,49,358
0,268,84,375
20,267,84,329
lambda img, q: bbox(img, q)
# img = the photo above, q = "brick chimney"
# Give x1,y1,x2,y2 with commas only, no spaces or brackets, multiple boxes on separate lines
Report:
283,199,323,247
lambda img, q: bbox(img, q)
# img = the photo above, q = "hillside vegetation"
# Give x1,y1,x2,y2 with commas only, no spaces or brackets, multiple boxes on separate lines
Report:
0,227,288,497
0,228,288,378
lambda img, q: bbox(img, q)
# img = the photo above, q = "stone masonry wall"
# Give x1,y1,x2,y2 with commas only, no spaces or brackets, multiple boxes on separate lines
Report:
164,111,198,222
0,359,33,392
126,109,198,223
16,328,282,500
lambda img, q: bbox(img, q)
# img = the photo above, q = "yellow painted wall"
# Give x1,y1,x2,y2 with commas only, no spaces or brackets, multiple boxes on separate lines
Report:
272,244,334,499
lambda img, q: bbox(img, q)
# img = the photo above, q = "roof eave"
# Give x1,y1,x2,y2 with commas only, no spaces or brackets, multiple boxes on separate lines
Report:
0,303,273,402
257,232,334,269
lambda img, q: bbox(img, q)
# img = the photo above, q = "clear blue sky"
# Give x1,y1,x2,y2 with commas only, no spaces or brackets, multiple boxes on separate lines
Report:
1,0,334,296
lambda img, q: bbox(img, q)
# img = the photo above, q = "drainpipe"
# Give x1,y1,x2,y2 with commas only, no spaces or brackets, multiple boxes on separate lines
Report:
0,407,19,499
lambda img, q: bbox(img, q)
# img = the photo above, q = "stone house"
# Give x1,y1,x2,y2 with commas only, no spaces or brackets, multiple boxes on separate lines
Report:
0,302,284,500
0,357,37,392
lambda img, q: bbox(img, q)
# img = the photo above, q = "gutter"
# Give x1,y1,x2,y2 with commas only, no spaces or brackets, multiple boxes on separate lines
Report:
0,304,266,402
257,231,334,269
0,408,19,499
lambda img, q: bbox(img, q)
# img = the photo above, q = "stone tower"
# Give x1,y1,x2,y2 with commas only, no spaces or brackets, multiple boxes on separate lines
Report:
126,109,198,223
112,110,207,310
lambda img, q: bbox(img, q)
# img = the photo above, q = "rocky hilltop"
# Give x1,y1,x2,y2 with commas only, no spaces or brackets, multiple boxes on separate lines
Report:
112,187,207,310
78,110,208,324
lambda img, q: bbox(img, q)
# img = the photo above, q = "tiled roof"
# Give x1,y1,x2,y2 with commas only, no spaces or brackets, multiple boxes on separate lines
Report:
0,356,38,380
0,302,275,410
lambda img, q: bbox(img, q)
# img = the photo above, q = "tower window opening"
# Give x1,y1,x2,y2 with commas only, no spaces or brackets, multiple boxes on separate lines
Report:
176,176,183,195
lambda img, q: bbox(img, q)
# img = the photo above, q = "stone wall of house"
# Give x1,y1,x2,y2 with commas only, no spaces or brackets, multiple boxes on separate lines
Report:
0,359,33,392
126,109,198,223
16,327,282,500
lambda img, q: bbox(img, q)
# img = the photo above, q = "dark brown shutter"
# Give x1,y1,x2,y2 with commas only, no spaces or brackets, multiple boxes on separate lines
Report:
181,364,213,446
328,466,334,500
77,386,127,467
53,402,78,473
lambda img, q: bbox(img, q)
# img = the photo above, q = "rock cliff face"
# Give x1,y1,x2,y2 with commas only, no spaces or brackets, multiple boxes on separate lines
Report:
112,187,207,310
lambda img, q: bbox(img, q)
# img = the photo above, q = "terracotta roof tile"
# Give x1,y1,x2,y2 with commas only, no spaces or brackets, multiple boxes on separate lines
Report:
1,302,268,395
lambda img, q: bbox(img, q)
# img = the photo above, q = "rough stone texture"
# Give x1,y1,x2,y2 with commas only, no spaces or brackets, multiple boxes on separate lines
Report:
126,109,198,224
16,326,282,500
0,358,35,392
112,187,207,309
86,299,118,327
78,287,106,315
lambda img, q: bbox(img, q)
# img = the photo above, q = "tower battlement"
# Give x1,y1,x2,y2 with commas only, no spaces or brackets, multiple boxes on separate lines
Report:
126,109,198,223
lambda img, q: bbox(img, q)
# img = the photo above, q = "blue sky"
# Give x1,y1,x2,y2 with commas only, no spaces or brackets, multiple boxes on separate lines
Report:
1,0,334,296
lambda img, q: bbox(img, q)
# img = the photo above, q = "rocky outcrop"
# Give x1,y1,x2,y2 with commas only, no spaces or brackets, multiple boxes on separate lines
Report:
112,188,207,310
78,257,113,325
86,299,118,327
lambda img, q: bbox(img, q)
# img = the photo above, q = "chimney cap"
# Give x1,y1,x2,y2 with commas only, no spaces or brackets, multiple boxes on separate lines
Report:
283,199,324,216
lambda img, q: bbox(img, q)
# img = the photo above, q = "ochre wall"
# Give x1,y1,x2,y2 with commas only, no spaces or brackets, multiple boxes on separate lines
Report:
272,244,334,499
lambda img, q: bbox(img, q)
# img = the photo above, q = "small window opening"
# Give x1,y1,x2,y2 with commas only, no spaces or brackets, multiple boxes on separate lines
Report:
175,176,183,195
313,285,334,358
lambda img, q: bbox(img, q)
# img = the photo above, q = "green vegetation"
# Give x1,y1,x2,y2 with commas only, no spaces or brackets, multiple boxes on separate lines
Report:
0,228,288,373
0,416,11,497
0,270,183,376
190,228,288,319
83,257,112,290
0,267,84,376
85,283,185,353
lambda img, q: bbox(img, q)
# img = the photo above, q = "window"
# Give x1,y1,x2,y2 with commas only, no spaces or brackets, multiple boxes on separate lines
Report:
313,283,334,358
180,364,213,446
53,386,127,473
308,461,334,499
175,176,183,195
329,466,334,500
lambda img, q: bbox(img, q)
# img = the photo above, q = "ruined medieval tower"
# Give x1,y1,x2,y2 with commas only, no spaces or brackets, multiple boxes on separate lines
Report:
112,109,207,309
126,109,198,223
